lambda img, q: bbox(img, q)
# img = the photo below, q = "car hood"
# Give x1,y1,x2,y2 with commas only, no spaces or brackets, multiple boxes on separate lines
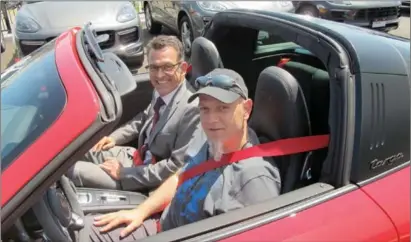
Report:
19,1,129,29
327,1,401,7
221,1,294,12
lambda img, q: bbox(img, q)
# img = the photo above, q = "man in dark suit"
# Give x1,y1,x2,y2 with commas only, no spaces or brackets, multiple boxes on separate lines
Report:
68,35,200,191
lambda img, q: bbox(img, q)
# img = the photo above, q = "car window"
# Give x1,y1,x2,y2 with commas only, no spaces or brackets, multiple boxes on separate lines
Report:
1,40,66,171
255,30,313,56
256,30,287,46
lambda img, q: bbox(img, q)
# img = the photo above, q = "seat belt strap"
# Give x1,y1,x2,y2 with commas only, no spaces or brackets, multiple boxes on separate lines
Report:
177,134,329,188
277,58,291,68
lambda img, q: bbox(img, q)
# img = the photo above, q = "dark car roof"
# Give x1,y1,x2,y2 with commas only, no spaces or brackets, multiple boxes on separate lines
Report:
218,9,410,76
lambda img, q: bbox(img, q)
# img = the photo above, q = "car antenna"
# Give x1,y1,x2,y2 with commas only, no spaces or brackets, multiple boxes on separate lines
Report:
83,22,104,62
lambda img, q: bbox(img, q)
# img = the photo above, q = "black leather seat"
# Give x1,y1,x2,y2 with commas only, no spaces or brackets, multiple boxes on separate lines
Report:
188,37,223,88
282,61,330,136
249,66,311,194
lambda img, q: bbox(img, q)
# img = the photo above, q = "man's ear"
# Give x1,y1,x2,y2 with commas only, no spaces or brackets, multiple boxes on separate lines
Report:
243,99,253,120
179,61,189,74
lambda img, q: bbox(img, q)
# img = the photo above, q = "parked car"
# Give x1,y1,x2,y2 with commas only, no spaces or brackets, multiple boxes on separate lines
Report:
401,1,410,10
143,1,295,56
1,32,4,53
293,1,402,32
1,8,410,242
13,1,144,73
5,0,22,10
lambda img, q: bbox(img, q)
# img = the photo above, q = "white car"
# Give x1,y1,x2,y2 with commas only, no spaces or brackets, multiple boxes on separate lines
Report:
1,32,5,53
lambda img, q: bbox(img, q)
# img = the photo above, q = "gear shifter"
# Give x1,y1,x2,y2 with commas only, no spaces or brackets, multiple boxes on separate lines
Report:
41,233,52,242
69,213,85,231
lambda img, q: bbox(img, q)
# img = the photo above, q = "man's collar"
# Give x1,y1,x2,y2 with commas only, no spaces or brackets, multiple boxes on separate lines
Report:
154,81,184,105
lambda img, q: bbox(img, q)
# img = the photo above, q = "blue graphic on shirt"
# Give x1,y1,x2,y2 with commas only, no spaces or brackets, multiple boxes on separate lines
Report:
173,144,221,223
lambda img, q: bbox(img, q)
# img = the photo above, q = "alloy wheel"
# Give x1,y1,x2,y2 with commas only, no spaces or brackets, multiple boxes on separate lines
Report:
145,7,152,30
181,21,192,54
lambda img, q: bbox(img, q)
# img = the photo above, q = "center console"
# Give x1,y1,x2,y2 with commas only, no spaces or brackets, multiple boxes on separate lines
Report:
76,188,147,214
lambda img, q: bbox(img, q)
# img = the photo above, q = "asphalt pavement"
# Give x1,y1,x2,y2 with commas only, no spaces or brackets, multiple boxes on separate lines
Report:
389,15,410,38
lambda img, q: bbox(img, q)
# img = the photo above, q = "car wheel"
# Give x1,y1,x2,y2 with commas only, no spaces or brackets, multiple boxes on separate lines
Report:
297,5,319,17
179,15,194,57
1,43,4,53
144,4,162,34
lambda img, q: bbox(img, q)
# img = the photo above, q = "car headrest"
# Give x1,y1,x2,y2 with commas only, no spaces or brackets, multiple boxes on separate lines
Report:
249,66,311,193
249,66,310,143
189,37,223,86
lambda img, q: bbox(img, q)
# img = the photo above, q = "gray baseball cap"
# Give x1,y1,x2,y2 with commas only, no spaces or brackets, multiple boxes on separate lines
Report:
188,68,248,104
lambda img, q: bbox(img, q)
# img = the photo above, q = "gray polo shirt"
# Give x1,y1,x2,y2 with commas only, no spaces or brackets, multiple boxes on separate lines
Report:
160,128,281,231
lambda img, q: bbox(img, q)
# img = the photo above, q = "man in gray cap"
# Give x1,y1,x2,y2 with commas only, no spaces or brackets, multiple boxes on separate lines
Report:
84,68,282,241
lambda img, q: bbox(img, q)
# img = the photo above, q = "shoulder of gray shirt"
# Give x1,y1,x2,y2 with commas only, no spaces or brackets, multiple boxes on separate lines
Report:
236,127,281,182
185,126,280,173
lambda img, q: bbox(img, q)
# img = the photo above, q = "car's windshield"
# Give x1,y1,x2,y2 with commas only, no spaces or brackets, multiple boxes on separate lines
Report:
1,40,67,170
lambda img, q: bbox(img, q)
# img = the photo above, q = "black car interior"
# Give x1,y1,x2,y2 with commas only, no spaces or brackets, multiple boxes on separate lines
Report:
70,26,329,239
188,36,224,86
4,17,335,242
205,24,330,188
68,37,226,220
249,66,311,194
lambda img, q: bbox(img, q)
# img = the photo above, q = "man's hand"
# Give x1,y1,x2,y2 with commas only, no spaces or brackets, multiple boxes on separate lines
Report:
92,136,115,152
99,159,123,180
93,209,143,238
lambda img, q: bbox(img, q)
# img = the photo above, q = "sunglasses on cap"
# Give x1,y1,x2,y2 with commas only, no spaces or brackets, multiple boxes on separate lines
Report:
194,74,247,99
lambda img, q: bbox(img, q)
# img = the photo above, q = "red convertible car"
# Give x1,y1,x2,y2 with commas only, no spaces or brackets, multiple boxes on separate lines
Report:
1,9,410,242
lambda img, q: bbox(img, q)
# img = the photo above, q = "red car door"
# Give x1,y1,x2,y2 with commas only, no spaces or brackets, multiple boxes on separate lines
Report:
1,30,100,206
220,186,398,242
1,29,102,230
360,166,410,242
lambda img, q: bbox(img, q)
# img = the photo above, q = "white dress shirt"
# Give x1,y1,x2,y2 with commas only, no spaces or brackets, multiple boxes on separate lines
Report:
143,86,179,163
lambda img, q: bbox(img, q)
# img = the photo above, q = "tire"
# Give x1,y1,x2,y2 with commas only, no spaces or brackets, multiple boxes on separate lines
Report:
179,15,194,57
0,33,4,53
144,4,162,34
297,5,320,17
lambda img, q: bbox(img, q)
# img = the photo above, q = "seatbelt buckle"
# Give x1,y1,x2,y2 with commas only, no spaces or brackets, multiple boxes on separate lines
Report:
142,151,157,165
132,150,144,166
156,219,162,233
151,155,157,165
277,58,290,68
300,152,313,181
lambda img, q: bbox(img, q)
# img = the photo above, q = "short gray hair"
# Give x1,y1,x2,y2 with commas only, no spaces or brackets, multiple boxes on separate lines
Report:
146,35,184,61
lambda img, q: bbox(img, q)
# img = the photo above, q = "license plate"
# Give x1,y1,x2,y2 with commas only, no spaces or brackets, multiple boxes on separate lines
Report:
372,21,386,28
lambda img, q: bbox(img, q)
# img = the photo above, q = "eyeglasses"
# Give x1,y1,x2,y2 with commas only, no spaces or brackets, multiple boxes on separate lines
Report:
195,74,247,99
145,62,181,74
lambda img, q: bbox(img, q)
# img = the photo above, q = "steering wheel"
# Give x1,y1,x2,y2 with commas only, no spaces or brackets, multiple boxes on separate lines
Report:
31,175,88,241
